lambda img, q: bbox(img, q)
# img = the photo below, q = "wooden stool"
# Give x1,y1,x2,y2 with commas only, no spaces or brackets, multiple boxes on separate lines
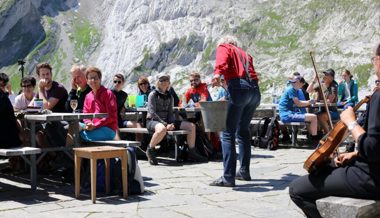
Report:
73,146,128,203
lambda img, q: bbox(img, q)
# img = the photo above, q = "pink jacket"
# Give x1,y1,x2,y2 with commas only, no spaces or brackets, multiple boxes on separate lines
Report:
83,86,118,132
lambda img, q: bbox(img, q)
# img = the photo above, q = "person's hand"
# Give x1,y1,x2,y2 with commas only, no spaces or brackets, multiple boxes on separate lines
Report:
71,78,77,90
373,85,380,93
39,79,48,90
166,123,175,131
340,106,356,126
334,152,357,167
211,74,220,87
85,122,96,131
5,83,12,94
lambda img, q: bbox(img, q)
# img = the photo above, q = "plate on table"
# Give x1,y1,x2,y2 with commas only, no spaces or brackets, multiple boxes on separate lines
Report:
26,106,41,113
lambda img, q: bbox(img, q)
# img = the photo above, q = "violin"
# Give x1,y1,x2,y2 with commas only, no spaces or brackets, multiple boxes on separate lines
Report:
303,96,370,173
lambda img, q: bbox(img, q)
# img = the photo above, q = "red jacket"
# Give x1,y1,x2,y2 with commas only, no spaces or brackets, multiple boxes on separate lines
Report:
184,82,211,103
214,43,258,82
83,86,118,132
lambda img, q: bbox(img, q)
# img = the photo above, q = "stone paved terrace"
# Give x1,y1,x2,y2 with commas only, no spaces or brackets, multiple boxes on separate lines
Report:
0,147,312,218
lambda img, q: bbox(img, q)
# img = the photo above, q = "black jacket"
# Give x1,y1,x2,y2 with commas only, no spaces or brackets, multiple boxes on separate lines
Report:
0,90,21,147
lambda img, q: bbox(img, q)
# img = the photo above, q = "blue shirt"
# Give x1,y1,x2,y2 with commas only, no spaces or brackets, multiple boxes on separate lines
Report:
217,87,229,100
279,86,299,118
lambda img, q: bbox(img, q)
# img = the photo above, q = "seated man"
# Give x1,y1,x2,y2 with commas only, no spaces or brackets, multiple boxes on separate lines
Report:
184,71,212,106
65,65,91,113
307,68,339,134
278,75,319,143
33,63,68,148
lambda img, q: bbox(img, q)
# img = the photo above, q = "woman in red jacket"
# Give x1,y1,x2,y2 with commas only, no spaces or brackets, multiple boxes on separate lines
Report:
80,67,118,141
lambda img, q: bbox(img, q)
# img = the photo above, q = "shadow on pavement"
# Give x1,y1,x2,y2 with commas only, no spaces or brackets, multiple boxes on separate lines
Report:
232,173,300,192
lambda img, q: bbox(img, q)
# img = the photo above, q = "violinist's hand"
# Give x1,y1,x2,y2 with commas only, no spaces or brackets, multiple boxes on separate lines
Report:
334,151,357,167
166,123,175,131
340,106,356,126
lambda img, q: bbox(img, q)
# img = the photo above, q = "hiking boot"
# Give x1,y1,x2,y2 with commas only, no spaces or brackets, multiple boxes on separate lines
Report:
146,147,158,165
187,148,208,162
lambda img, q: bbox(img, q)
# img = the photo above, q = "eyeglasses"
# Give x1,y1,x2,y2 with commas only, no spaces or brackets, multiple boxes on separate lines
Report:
159,78,169,83
113,80,122,84
21,84,33,88
88,77,99,81
190,79,199,83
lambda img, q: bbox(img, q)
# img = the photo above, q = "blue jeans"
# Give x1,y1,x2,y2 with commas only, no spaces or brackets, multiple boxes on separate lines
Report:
221,79,261,183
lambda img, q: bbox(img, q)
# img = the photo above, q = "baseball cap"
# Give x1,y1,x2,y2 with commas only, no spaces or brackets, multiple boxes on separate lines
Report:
156,72,170,80
323,69,335,78
289,75,303,83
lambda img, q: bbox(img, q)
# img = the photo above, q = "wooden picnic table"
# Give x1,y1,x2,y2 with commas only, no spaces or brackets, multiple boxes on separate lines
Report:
23,112,108,190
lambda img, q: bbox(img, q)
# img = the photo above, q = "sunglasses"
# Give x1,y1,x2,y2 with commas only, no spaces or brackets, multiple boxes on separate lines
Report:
190,79,199,83
21,84,33,88
159,78,169,83
113,80,122,84
139,82,148,86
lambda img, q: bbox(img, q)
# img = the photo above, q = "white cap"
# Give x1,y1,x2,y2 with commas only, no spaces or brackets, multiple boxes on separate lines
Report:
156,72,170,80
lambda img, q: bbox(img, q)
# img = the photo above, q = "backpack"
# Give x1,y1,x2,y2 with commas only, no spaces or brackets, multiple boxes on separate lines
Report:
194,130,215,160
112,146,145,195
82,147,145,195
252,117,280,150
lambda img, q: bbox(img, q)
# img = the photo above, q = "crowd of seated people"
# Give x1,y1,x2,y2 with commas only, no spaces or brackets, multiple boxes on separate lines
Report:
2,62,217,171
278,67,360,144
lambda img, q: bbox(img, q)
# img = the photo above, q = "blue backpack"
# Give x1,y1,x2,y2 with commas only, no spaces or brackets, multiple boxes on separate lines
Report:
85,147,145,195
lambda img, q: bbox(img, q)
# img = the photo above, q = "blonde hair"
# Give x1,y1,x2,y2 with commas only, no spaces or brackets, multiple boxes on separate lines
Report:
217,35,240,47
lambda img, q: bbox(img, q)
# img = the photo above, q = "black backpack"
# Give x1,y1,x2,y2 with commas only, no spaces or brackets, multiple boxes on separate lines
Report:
252,117,280,150
194,130,215,160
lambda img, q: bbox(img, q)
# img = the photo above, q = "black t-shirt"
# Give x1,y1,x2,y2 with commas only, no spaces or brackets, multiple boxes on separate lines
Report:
112,89,128,125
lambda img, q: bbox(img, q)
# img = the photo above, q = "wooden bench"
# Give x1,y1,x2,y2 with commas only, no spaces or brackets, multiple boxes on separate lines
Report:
119,128,190,161
278,121,309,146
250,119,309,146
317,196,380,218
0,146,41,190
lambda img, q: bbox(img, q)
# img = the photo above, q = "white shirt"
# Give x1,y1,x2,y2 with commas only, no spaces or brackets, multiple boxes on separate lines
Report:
14,93,35,110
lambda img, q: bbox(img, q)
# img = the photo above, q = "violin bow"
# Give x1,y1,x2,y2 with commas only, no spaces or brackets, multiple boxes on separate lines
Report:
310,52,334,130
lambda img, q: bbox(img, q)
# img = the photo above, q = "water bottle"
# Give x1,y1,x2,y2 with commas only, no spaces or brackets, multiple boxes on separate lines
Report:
181,95,187,108
272,83,277,104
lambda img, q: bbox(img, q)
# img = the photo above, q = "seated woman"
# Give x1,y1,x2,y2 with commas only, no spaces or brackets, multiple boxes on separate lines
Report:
278,75,319,143
80,67,118,141
137,75,153,100
145,73,206,165
337,69,358,110
289,43,380,218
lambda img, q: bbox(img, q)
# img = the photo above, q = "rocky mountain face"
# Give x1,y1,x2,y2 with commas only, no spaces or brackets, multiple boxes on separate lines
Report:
0,0,379,101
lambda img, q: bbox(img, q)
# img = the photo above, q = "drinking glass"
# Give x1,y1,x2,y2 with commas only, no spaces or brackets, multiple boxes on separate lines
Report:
70,99,78,113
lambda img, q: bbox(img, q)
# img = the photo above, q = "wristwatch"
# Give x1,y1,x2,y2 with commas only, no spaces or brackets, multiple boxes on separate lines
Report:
347,121,358,131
